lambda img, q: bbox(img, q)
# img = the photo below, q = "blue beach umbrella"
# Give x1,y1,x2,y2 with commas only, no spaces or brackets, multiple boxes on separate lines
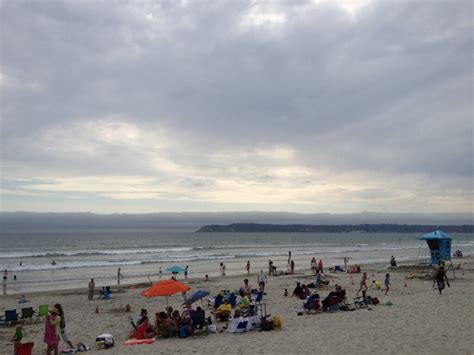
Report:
183,289,210,306
166,266,186,274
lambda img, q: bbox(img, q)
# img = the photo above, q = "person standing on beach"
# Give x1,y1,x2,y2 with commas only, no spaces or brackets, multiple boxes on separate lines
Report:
433,266,450,295
159,267,162,280
246,260,250,274
318,259,324,273
117,267,123,285
268,260,274,276
220,262,226,277
356,272,368,296
288,251,292,263
184,266,189,279
383,273,391,295
54,303,75,351
44,307,61,355
3,269,8,283
257,270,267,291
311,258,317,274
290,260,295,274
88,278,95,300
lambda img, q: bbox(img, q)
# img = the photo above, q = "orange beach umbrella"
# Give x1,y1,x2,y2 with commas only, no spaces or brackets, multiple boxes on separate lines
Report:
140,279,190,305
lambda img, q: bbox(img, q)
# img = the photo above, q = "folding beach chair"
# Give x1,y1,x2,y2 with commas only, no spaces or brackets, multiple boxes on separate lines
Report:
0,309,18,326
20,307,35,323
35,304,48,322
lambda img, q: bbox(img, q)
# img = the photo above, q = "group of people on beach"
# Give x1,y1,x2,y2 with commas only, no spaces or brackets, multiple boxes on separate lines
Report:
129,304,207,340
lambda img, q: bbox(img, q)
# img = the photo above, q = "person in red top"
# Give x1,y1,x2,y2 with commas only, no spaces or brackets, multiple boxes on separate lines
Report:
318,260,324,273
133,317,156,339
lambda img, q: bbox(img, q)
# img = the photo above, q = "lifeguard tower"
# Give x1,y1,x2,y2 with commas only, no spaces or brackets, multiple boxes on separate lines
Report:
418,230,455,277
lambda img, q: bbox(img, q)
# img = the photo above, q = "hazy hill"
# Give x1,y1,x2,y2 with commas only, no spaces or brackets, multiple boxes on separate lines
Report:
1,211,472,232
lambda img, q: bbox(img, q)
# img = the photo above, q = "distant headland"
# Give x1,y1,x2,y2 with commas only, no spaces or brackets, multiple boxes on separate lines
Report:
196,223,474,233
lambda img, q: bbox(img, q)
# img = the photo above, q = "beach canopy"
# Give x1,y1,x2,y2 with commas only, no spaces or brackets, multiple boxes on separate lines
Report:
418,229,453,264
140,279,190,298
166,266,186,274
182,289,210,305
418,230,453,240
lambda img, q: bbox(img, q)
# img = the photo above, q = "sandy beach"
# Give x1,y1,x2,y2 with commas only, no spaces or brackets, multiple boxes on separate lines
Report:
1,256,473,355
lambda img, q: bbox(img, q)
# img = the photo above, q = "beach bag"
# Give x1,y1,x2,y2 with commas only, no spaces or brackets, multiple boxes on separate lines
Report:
260,316,273,331
95,334,114,349
271,315,282,329
371,297,380,305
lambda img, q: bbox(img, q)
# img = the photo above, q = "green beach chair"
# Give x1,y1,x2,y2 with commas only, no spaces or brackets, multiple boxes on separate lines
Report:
35,304,48,322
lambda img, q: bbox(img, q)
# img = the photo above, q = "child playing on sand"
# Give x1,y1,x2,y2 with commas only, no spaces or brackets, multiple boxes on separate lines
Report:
13,324,23,344
370,280,381,290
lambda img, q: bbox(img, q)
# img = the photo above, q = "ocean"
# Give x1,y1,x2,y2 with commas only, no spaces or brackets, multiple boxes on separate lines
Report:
1,231,473,295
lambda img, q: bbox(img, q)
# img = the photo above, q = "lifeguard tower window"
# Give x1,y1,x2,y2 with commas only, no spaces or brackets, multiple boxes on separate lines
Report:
427,240,439,250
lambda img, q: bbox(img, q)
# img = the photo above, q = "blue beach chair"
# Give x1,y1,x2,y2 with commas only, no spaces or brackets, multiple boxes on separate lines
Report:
0,309,18,326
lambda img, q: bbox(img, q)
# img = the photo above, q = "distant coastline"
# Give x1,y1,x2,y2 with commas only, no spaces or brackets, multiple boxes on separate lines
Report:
196,223,474,233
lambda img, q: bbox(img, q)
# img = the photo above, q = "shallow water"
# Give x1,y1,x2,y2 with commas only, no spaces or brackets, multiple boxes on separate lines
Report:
1,231,473,294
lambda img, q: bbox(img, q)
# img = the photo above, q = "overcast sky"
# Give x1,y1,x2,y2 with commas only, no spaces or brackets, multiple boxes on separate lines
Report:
0,0,472,214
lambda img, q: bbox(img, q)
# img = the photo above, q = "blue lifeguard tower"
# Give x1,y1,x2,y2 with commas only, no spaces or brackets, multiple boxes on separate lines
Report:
418,230,452,265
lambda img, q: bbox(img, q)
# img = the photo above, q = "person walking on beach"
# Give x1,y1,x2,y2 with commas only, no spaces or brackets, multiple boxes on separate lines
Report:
318,259,324,273
257,270,267,291
184,266,189,280
290,260,295,274
159,267,162,280
54,303,75,351
44,307,61,355
311,257,317,274
88,278,95,300
268,260,274,276
246,260,250,274
117,267,123,285
433,266,450,295
383,273,391,295
3,269,8,283
220,262,226,277
356,272,368,296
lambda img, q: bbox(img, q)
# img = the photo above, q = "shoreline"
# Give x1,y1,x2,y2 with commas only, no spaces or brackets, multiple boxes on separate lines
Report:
1,255,468,299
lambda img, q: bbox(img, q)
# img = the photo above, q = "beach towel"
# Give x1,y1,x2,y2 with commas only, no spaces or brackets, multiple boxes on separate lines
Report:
76,343,90,352
123,337,156,345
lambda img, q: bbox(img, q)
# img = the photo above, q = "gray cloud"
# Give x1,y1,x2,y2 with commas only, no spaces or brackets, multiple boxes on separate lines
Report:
1,0,472,213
